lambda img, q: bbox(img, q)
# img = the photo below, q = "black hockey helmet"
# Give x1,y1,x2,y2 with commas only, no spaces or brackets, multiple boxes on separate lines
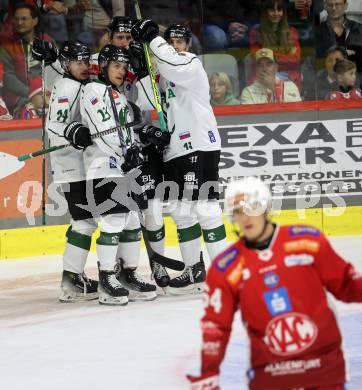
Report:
164,24,192,45
107,16,134,36
59,40,90,71
98,44,130,83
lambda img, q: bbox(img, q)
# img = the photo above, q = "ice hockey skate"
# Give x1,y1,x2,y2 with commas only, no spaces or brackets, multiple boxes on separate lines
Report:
149,258,171,294
98,264,129,306
168,253,206,295
115,259,157,301
59,270,99,302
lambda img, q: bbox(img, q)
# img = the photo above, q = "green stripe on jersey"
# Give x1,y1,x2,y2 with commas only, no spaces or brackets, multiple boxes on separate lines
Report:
67,229,92,250
118,228,142,242
146,226,165,242
96,232,120,246
202,225,226,243
177,223,201,243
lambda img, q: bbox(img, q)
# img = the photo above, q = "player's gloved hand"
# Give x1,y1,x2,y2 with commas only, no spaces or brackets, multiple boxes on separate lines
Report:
187,373,220,390
139,125,170,148
131,19,159,44
32,38,58,65
121,144,143,172
128,42,148,80
64,121,93,150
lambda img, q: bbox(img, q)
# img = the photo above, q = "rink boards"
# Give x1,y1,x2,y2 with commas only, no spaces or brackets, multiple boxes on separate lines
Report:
1,206,362,259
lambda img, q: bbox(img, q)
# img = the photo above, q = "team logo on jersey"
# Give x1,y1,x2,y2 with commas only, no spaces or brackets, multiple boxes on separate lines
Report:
179,131,191,140
112,90,119,99
288,226,320,237
284,240,320,253
215,247,240,271
58,96,68,104
263,312,318,356
208,130,216,143
258,249,273,261
263,287,292,316
263,272,279,289
90,96,98,105
284,254,314,267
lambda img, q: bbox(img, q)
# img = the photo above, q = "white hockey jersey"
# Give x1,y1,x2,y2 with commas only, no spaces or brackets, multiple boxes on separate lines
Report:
46,75,86,183
81,80,137,180
136,36,221,163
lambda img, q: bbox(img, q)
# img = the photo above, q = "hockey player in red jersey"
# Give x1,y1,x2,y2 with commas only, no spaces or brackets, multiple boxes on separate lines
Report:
188,177,362,390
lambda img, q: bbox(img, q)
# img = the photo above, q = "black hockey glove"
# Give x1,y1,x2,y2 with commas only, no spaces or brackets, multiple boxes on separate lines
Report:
121,144,143,173
139,125,170,148
64,121,93,150
32,38,58,66
131,19,159,44
128,42,148,80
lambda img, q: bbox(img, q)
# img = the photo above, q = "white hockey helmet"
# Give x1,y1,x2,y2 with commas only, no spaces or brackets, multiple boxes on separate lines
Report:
224,177,272,219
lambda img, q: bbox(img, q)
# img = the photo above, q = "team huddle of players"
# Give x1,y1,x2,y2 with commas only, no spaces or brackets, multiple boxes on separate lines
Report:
34,16,362,390
33,17,228,306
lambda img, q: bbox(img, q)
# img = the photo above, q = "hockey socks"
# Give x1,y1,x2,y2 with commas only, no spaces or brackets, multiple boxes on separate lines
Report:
63,226,92,274
117,228,142,268
146,225,165,255
177,223,202,267
202,225,227,261
96,231,120,270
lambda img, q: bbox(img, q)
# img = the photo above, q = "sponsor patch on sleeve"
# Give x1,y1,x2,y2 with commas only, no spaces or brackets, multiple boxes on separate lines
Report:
215,247,240,271
288,226,320,237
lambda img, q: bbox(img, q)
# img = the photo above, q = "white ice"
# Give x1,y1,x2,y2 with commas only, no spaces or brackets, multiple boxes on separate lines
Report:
0,236,361,390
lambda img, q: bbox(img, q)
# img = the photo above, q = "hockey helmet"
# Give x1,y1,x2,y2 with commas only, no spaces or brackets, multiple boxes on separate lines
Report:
108,16,134,35
224,177,272,219
164,24,192,45
98,44,130,82
59,40,90,71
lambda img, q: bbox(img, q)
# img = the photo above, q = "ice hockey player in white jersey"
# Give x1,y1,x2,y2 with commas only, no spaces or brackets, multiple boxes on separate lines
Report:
81,44,164,303
131,22,228,294
46,40,98,302
32,17,137,97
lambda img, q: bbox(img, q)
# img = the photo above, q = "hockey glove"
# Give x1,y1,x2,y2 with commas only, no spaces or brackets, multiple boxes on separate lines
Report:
131,19,159,44
121,144,143,173
32,38,58,66
139,125,170,148
64,121,93,150
187,373,220,390
128,42,148,80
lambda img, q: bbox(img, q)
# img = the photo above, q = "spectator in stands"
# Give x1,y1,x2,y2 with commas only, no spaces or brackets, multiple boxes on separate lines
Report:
327,58,362,100
14,77,50,119
240,48,301,104
0,3,53,112
41,1,69,44
75,0,125,49
316,45,348,99
0,61,12,120
249,0,302,89
209,72,240,106
315,0,362,88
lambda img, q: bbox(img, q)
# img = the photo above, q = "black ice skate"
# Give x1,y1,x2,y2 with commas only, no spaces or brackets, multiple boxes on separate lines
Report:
59,270,99,302
150,259,171,292
168,252,206,295
115,260,157,301
98,264,129,306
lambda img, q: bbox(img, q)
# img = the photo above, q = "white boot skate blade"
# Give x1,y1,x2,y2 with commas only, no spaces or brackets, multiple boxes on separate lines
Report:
98,293,129,306
59,289,99,302
128,290,157,302
167,282,205,296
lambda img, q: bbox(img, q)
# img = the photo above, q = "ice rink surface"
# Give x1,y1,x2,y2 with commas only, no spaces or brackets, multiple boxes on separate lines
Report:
0,236,362,390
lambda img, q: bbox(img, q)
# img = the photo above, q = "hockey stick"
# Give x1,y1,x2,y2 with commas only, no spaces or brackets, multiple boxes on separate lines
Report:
18,121,139,161
132,0,167,133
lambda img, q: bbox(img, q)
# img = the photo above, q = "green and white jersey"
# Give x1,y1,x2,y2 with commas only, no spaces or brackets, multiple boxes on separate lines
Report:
136,36,221,163
81,80,136,180
46,75,86,183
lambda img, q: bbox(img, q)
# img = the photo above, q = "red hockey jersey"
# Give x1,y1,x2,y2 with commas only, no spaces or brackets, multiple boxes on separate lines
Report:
200,224,362,389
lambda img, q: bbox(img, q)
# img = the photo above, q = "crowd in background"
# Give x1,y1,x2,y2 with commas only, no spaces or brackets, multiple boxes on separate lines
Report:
0,0,361,120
